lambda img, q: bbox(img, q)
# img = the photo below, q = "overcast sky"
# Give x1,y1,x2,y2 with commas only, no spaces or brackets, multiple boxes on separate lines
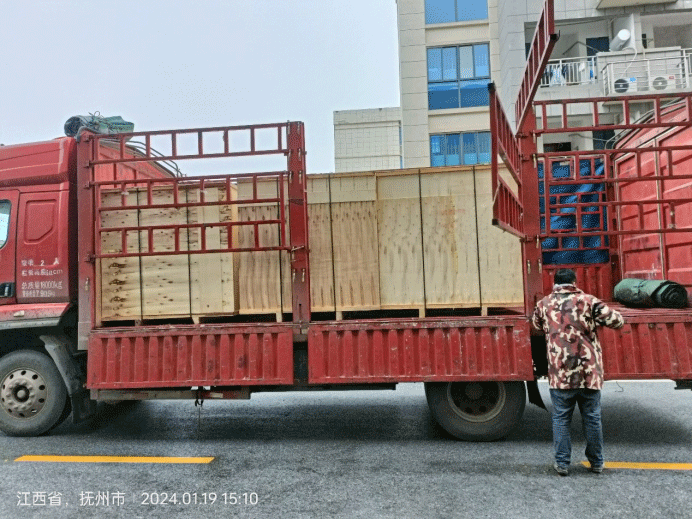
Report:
0,1,400,174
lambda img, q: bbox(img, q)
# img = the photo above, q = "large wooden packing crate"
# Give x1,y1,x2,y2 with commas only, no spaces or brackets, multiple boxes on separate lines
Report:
99,183,239,322
236,165,524,316
98,165,523,321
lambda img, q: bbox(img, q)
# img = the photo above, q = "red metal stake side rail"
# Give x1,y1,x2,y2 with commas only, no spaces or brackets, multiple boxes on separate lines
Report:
532,93,692,298
490,0,558,315
287,122,311,325
488,83,524,238
76,122,307,349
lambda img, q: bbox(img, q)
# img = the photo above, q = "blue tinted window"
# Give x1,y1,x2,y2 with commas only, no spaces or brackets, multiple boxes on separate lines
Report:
425,0,455,24
458,79,489,108
426,0,487,24
474,44,490,77
457,0,488,22
428,82,459,110
446,134,460,166
428,44,490,110
463,133,478,164
427,48,442,81
431,132,490,167
442,47,457,81
430,135,445,166
477,132,491,163
458,46,474,79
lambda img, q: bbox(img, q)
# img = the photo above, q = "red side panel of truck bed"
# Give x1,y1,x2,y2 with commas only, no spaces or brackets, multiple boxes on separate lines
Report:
615,104,692,290
601,307,692,380
87,324,294,388
307,317,533,383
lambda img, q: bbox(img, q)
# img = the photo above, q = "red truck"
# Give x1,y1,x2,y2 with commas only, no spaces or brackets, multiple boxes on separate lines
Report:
1,0,691,439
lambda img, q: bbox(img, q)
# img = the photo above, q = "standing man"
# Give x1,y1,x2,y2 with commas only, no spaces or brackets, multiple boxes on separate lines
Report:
532,268,624,476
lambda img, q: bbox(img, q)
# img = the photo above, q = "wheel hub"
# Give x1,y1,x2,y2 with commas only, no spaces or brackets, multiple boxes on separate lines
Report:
1,368,47,419
447,382,507,423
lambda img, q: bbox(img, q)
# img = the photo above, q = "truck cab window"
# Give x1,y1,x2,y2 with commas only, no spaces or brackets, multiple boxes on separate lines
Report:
0,201,10,248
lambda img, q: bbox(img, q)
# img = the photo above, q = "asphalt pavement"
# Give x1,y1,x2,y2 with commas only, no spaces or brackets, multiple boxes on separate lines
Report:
0,381,691,519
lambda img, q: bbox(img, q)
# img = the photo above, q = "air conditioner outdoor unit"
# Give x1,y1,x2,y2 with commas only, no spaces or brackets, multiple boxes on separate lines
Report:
613,76,637,94
649,75,677,92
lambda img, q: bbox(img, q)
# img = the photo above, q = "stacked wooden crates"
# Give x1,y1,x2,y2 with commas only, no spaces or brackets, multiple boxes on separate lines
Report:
98,182,240,322
235,165,523,317
98,164,523,322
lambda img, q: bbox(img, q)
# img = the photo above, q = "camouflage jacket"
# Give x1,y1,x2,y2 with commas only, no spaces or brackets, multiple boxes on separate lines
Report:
532,284,624,390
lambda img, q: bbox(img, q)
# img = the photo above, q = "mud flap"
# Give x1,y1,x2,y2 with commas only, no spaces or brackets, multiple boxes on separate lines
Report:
526,380,547,410
41,335,97,423
70,388,98,423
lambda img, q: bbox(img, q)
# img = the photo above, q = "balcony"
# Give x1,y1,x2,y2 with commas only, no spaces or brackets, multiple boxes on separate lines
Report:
540,48,692,96
540,56,598,88
601,49,691,96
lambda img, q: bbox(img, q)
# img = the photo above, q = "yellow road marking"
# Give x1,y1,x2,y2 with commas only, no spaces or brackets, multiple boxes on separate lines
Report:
581,461,692,471
15,455,214,464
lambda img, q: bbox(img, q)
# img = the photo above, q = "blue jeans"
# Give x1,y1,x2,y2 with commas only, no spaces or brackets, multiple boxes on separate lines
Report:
549,388,604,468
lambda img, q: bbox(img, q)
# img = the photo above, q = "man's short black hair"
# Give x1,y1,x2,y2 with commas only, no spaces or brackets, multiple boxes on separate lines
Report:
554,268,577,285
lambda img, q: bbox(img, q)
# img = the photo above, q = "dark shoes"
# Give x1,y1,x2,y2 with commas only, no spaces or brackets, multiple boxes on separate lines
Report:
553,463,569,476
554,462,603,475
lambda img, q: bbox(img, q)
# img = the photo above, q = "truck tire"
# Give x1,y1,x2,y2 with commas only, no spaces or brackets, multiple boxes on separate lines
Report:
0,350,68,437
425,381,525,441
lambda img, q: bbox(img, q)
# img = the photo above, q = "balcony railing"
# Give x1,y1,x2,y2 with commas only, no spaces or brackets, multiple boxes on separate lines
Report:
540,56,597,87
541,49,692,96
602,51,690,96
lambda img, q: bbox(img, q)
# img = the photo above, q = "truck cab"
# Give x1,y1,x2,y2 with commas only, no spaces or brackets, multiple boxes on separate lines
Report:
0,134,174,436
0,138,76,342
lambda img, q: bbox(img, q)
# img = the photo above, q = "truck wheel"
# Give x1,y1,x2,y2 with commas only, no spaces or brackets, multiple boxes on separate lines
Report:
0,350,67,437
425,381,525,441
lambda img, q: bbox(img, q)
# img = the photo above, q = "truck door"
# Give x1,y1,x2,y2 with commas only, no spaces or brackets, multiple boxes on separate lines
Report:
0,190,19,305
15,190,70,304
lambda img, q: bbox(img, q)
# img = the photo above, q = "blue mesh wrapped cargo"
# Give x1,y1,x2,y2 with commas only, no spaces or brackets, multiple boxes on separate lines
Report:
538,160,608,264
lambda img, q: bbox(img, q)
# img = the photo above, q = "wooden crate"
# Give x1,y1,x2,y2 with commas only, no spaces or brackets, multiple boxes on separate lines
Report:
99,183,239,322
237,166,524,316
99,165,524,322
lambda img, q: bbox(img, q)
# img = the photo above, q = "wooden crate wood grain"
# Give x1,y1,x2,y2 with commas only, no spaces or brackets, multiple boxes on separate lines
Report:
235,179,288,315
235,178,342,315
307,177,336,312
330,175,380,312
99,190,142,320
473,169,524,307
419,170,481,308
100,166,524,322
377,174,424,309
99,183,239,321
237,166,524,317
138,186,194,318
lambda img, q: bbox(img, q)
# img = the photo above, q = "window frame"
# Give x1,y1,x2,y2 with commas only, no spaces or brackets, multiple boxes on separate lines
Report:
0,200,11,249
430,131,491,167
427,43,491,110
425,0,488,25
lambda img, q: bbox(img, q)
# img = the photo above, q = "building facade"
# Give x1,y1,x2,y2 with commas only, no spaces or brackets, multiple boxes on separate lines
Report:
397,0,494,168
397,0,692,164
333,108,403,173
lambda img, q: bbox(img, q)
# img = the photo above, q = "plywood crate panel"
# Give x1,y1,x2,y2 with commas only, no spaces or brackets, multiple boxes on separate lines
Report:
419,170,481,307
472,169,524,306
235,178,338,314
237,167,524,316
95,140,523,319
235,179,290,314
99,183,239,321
330,175,380,311
377,175,423,308
99,191,142,320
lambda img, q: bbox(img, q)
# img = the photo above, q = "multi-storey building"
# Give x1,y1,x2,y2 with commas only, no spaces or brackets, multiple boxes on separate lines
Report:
333,108,403,173
397,0,493,168
396,0,692,165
